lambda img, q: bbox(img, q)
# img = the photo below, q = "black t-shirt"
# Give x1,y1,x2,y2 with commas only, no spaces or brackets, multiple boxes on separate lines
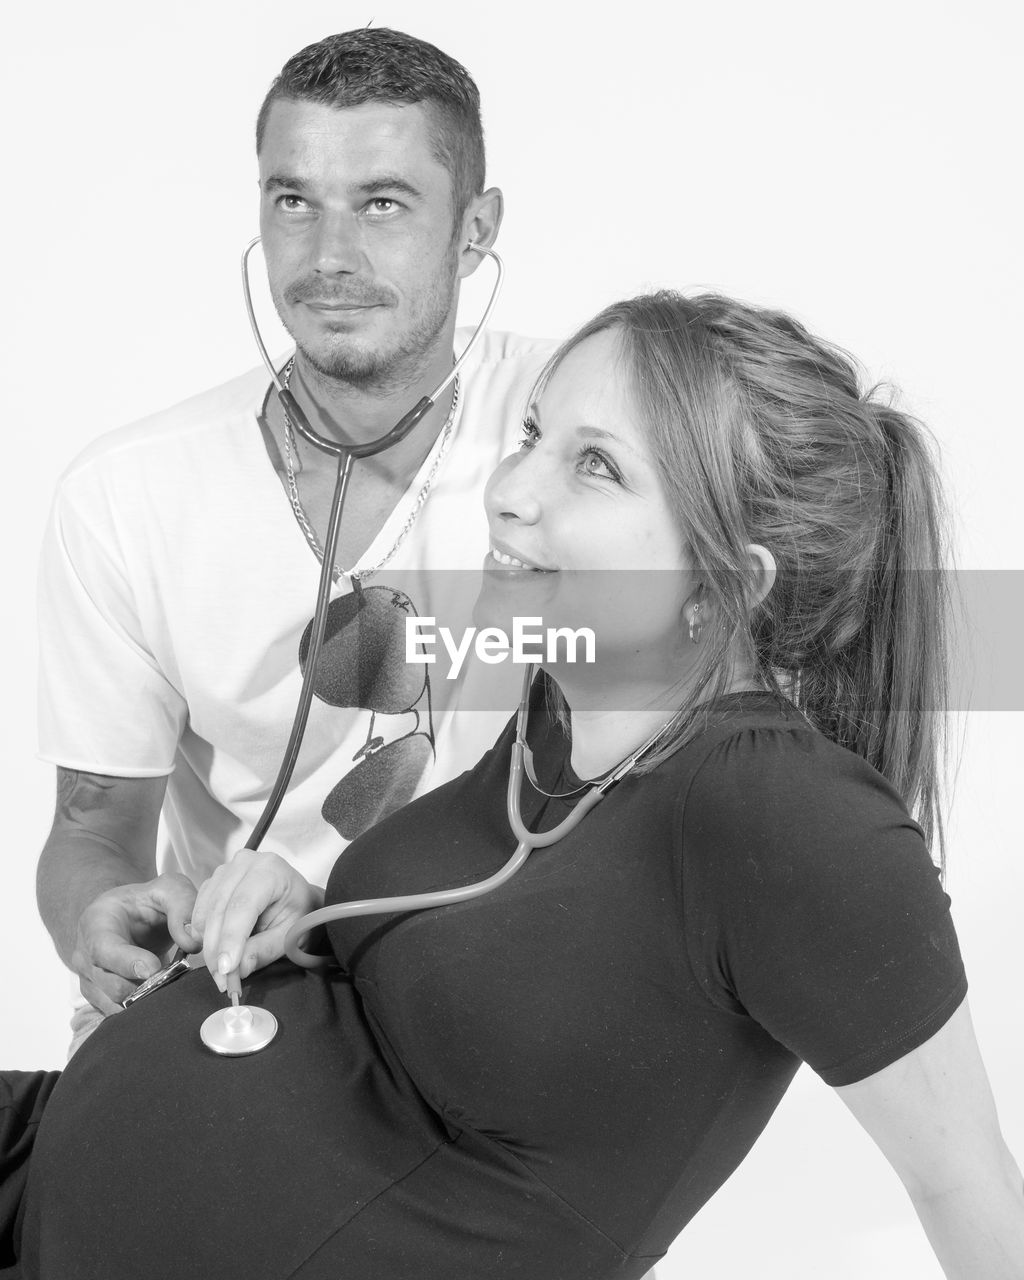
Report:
15,691,965,1279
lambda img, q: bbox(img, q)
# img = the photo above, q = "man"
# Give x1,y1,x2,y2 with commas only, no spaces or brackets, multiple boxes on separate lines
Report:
36,28,554,1043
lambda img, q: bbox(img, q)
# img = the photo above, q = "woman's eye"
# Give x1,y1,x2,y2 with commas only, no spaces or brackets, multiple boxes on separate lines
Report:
577,447,621,483
519,418,540,450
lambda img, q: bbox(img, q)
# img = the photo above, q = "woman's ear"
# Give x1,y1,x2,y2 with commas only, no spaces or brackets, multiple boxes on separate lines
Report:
744,544,777,608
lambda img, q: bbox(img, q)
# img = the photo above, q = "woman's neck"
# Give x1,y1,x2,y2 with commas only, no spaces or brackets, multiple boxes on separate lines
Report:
555,660,763,781
564,703,681,781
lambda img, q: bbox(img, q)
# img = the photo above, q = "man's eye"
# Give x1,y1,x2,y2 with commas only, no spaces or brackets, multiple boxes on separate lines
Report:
277,194,309,212
366,198,398,215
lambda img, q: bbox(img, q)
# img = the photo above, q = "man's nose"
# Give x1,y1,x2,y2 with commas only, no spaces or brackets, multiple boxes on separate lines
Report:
313,211,366,274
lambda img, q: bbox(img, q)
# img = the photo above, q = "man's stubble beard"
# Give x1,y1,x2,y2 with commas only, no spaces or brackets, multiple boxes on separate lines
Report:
276,251,461,395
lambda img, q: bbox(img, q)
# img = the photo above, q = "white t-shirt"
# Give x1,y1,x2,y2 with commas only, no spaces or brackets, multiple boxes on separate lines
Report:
38,329,555,891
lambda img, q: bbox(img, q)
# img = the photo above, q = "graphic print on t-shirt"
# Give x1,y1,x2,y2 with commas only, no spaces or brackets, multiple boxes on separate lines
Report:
298,582,435,840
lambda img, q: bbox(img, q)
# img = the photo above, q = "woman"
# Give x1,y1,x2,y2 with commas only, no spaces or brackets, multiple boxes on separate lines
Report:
7,293,1024,1279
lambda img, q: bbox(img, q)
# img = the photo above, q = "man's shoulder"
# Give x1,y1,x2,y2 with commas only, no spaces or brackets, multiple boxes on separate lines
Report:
457,328,559,376
454,330,558,430
61,364,271,483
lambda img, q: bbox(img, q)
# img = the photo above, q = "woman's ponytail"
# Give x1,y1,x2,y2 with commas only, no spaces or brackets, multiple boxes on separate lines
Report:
855,404,950,856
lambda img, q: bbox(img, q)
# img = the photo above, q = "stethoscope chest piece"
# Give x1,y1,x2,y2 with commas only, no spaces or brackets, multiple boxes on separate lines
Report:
200,1004,279,1056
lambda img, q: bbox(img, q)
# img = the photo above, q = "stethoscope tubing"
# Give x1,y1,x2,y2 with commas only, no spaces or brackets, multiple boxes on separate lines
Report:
240,238,505,853
282,667,608,968
240,237,505,459
245,449,353,851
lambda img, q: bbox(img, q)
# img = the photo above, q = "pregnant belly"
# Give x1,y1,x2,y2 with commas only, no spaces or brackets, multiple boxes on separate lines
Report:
17,963,447,1280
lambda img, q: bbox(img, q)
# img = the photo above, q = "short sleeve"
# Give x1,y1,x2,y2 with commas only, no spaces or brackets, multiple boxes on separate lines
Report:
37,471,186,776
680,725,967,1086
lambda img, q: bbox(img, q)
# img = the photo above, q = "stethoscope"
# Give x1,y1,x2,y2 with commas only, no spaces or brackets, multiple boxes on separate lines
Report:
203,661,671,1056
279,662,673,969
130,236,671,1056
238,233,506,859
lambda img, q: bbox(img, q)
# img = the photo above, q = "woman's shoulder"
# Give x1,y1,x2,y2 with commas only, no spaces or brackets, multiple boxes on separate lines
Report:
672,693,925,875
670,697,962,1090
680,691,903,795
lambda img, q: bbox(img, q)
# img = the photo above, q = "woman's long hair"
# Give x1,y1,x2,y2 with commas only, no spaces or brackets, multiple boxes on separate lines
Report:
543,292,950,861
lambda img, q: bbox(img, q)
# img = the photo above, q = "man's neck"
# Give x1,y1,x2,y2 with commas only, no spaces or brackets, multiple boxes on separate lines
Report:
281,338,459,486
292,336,456,439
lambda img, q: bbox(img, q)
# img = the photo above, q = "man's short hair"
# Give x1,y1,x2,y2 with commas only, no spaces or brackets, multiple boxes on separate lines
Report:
256,28,486,223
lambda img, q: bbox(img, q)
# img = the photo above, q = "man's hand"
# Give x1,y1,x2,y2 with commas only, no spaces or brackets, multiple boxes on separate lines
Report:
71,874,201,1014
37,768,188,1015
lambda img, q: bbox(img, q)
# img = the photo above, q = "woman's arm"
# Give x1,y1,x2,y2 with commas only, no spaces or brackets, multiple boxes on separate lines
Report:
836,999,1024,1278
190,849,325,990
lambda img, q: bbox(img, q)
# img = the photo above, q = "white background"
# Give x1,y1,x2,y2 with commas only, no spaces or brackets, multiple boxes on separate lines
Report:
1,3,1022,1277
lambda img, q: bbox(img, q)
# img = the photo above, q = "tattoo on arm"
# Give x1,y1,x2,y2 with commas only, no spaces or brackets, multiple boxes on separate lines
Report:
55,768,118,825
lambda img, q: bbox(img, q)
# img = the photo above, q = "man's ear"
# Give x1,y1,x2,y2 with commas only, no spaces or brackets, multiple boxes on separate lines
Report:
457,186,503,280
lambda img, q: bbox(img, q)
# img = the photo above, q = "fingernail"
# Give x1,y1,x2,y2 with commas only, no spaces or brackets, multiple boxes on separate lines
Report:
133,960,156,980
182,921,194,936
217,953,232,976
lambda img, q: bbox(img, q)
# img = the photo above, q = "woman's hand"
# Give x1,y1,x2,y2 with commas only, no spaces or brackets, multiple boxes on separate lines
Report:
190,850,324,991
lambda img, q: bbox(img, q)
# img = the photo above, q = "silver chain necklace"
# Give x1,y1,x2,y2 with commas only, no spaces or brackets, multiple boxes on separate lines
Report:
278,357,461,582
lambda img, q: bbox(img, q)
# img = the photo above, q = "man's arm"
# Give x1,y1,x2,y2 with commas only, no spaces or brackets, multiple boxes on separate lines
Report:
37,769,199,1015
836,999,1024,1278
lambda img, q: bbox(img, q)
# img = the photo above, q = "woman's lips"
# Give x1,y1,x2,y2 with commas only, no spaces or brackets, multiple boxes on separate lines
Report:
488,545,555,572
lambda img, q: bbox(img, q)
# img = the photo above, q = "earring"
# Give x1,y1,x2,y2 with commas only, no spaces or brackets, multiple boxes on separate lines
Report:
688,585,705,645
688,602,703,645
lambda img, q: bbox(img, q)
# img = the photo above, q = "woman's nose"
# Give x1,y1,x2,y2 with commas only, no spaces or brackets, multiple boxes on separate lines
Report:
485,450,544,525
